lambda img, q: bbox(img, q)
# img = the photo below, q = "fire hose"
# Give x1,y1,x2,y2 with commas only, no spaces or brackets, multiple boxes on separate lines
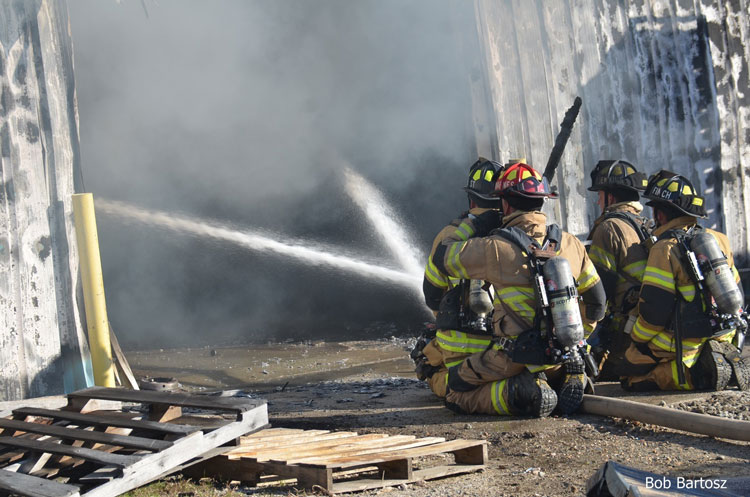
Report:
581,394,750,442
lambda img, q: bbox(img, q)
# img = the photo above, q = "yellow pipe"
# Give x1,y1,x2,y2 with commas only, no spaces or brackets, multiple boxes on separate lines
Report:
72,193,115,387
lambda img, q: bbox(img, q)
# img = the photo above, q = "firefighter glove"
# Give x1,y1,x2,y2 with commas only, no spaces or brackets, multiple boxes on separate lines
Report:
471,210,502,237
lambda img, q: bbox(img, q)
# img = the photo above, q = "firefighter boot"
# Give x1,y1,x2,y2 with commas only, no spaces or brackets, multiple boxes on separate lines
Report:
556,361,585,414
506,370,557,418
691,340,732,391
716,341,749,391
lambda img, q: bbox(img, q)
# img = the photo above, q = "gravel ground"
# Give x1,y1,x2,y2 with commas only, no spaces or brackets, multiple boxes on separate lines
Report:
671,391,750,420
229,378,750,496
128,339,750,496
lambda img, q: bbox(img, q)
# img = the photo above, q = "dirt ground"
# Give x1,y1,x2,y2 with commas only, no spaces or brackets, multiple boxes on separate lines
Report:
128,338,750,496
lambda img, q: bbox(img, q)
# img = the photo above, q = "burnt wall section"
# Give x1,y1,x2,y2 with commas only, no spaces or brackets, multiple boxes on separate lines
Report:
474,0,749,263
0,0,90,400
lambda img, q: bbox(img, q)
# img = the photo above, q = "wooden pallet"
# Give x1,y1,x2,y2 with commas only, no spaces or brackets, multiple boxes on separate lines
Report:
186,428,487,494
0,387,268,497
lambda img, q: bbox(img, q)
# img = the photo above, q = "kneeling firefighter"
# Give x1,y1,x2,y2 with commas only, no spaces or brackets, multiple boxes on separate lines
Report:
621,170,749,392
586,160,652,380
431,163,607,417
413,158,505,398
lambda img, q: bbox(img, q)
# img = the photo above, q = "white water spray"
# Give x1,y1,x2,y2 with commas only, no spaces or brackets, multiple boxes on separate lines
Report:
96,199,422,289
342,167,425,280
342,167,434,319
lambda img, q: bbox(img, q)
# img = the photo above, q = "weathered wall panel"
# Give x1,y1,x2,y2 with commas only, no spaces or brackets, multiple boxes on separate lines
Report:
473,0,750,265
0,0,90,400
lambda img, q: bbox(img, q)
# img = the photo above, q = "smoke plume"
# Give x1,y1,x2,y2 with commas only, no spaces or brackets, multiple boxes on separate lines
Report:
68,0,477,348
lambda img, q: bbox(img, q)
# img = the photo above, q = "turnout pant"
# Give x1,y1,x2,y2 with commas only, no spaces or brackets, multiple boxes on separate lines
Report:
421,331,494,399
621,344,692,390
445,348,533,415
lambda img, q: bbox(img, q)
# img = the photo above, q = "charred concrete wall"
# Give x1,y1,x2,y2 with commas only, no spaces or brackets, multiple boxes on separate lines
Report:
472,0,749,264
0,0,90,400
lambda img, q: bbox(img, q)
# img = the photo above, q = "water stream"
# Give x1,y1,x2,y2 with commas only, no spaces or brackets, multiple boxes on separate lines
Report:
342,167,425,281
96,199,422,290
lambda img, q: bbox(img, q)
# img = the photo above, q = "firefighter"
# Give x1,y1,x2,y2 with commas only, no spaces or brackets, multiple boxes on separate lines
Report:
621,170,749,392
414,157,505,398
431,162,606,417
586,160,650,379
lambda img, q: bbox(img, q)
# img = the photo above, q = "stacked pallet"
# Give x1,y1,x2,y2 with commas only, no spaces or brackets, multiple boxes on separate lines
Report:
189,427,487,494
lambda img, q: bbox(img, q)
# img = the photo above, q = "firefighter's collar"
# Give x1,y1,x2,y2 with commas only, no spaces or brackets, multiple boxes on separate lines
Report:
469,207,497,216
501,211,547,239
652,215,698,237
604,201,643,215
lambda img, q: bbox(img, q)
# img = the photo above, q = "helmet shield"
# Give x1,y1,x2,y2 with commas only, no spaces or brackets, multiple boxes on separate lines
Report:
497,163,558,199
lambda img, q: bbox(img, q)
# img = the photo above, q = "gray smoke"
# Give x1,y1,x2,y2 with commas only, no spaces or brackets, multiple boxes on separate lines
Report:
68,0,477,349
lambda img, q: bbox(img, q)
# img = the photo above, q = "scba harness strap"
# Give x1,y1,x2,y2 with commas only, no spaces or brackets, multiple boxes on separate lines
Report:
659,225,725,339
494,224,562,261
594,211,652,244
658,225,722,386
492,224,563,365
591,211,654,289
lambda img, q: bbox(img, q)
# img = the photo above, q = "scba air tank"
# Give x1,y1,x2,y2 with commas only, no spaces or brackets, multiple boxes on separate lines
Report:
468,279,494,315
690,232,744,315
542,257,584,347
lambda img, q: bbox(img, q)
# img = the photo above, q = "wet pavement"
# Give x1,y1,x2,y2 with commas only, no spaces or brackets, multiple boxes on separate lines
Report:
127,338,733,406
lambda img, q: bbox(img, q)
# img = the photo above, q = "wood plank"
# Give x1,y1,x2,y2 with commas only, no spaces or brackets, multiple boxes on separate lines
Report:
237,434,393,461
283,437,447,466
109,324,139,391
454,442,487,465
375,458,412,480
275,437,432,465
63,399,123,414
239,429,331,445
83,403,268,497
0,437,139,468
228,431,357,455
243,428,304,439
330,463,485,494
301,440,486,469
182,457,264,483
0,418,172,451
18,452,54,475
165,415,232,430
13,408,198,435
296,466,333,491
67,387,262,414
0,468,80,497
147,404,182,423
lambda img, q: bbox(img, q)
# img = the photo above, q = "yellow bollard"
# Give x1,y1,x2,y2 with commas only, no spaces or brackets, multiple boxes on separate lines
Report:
72,193,115,387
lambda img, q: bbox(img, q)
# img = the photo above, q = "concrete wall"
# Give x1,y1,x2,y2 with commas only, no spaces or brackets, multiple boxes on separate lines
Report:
0,0,90,400
472,0,749,264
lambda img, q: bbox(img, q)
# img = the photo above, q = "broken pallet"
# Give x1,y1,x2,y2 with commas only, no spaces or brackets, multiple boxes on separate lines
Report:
187,427,487,494
0,387,268,497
